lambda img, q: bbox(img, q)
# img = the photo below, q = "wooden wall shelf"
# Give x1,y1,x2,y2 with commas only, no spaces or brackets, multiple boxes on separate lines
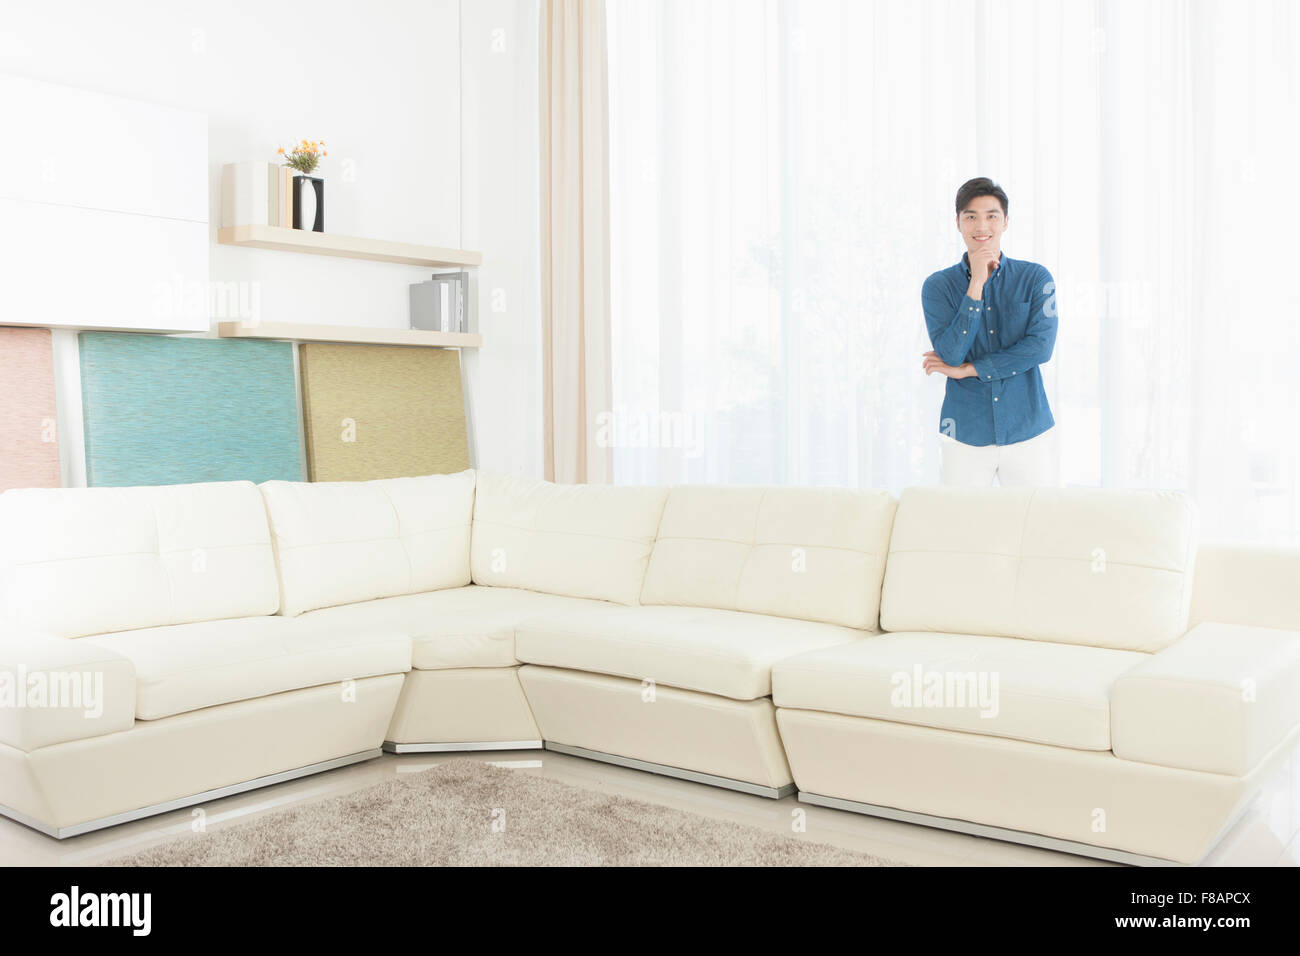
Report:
216,224,482,268
217,321,482,349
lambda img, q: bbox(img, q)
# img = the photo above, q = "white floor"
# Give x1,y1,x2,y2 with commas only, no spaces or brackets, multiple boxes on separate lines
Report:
3,745,1298,867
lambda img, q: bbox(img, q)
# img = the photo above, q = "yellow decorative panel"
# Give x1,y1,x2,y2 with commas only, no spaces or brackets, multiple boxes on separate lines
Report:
299,343,470,482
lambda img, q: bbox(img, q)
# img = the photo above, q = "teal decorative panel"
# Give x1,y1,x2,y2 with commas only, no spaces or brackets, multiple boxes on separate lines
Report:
79,333,303,487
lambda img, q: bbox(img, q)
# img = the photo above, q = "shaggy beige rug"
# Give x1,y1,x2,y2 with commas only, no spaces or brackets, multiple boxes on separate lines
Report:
104,760,901,866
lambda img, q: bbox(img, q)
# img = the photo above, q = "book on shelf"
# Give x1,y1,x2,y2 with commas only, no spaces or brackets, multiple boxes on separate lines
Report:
282,167,293,229
409,271,469,334
266,164,280,226
438,270,468,333
221,161,294,229
221,162,268,228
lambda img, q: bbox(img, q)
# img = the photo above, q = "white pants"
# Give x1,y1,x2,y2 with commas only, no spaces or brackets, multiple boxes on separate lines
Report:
940,428,1060,487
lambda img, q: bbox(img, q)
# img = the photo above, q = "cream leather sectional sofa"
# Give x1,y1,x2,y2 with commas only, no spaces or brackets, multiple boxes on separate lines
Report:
0,469,1296,866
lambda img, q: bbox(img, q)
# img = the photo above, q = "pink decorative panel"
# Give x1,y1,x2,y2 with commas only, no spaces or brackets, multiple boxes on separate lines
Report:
0,327,61,490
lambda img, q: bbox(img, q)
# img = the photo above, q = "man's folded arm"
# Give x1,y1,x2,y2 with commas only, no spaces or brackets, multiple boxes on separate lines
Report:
970,269,1058,382
922,277,983,367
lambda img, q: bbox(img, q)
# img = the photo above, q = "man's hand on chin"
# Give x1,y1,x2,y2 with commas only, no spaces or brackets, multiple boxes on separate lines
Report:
922,351,977,379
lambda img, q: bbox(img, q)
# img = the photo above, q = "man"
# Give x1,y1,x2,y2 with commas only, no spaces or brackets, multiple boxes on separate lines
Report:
921,177,1059,486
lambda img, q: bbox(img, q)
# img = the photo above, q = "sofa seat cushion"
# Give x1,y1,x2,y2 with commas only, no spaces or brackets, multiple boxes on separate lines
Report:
81,617,411,720
514,605,866,701
771,633,1148,750
298,585,618,670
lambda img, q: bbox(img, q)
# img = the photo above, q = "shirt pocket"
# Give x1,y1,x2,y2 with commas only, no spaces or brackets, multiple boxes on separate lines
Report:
1000,296,1033,341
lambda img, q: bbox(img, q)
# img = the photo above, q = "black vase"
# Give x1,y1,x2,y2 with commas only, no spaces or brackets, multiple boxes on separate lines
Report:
292,175,325,232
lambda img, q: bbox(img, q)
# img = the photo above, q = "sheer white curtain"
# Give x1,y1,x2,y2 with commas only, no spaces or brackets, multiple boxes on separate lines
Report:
606,0,1300,543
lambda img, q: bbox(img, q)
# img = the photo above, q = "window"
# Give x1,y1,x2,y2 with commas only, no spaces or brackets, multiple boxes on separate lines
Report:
607,0,1300,542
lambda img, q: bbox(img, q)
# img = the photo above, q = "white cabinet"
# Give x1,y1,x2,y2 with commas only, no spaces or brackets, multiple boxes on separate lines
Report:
0,74,209,332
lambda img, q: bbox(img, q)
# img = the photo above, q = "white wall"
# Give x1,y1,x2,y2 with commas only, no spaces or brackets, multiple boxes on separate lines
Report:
460,0,543,480
0,0,543,482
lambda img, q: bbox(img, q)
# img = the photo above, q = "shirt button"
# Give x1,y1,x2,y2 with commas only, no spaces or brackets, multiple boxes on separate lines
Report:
994,397,999,402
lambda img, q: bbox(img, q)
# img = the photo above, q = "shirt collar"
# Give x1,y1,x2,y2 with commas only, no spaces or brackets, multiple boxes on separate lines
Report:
961,250,1006,280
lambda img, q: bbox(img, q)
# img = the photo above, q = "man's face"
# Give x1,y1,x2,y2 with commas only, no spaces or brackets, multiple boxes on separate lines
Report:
957,195,1008,257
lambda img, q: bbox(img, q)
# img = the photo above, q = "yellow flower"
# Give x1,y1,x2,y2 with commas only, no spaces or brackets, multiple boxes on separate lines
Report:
322,151,327,157
276,147,284,154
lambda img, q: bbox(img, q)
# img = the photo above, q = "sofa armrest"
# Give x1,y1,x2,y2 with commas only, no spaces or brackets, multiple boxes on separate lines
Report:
1111,622,1300,776
0,631,136,752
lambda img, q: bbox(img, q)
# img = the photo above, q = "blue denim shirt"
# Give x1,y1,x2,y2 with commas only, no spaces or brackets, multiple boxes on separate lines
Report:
921,252,1057,446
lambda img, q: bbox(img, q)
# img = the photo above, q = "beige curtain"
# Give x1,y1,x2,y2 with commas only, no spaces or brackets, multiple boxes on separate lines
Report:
539,0,613,485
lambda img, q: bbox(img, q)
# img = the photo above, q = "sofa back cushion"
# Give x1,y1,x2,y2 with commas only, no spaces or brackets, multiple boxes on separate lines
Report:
1190,542,1300,631
0,481,279,638
640,485,898,629
470,471,668,605
879,486,1198,652
260,470,475,616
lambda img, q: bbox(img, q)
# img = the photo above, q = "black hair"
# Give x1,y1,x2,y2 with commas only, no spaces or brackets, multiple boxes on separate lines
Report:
955,177,1008,217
